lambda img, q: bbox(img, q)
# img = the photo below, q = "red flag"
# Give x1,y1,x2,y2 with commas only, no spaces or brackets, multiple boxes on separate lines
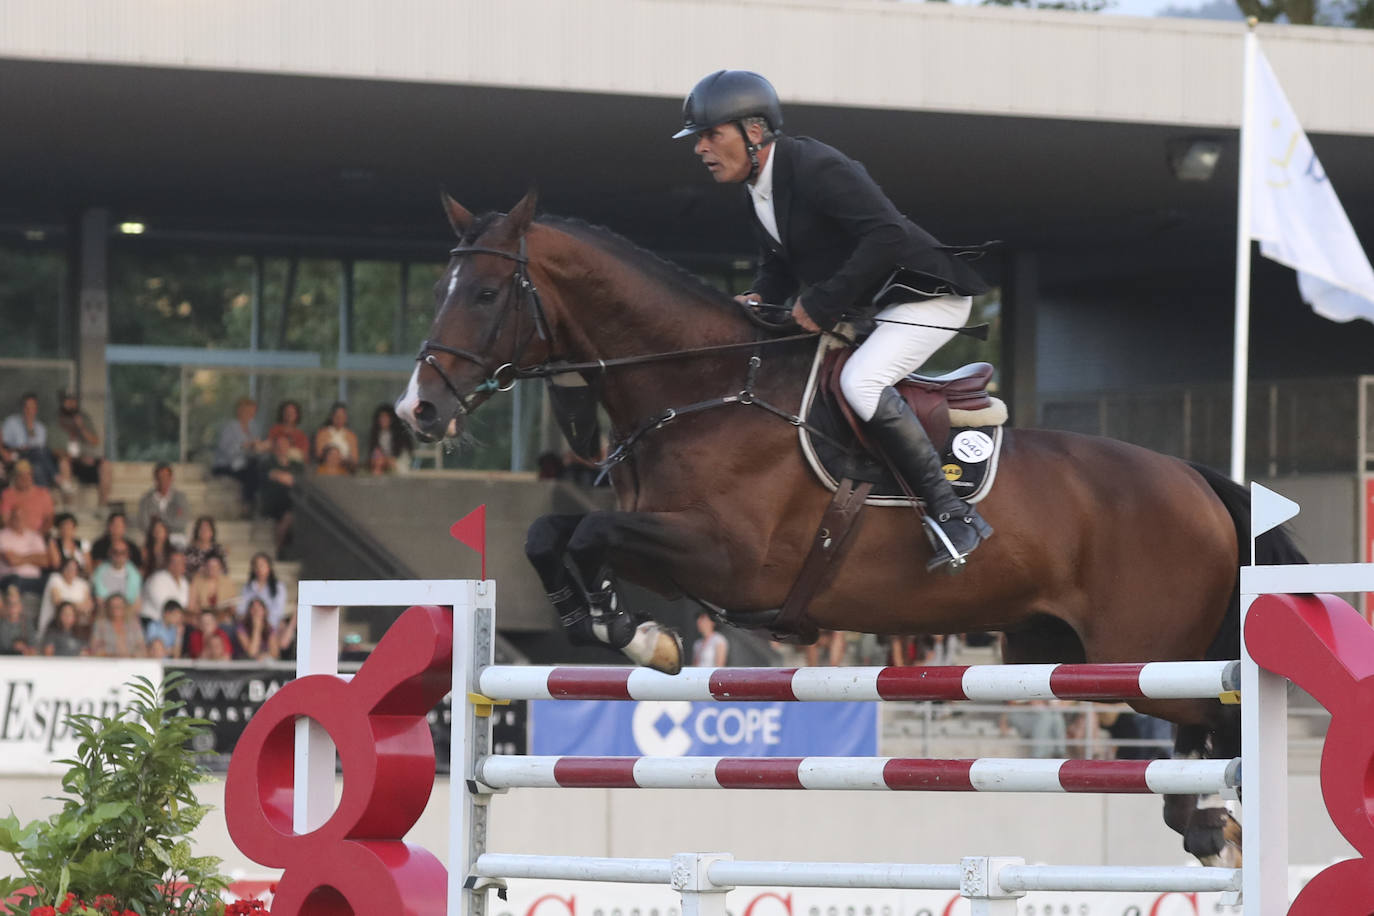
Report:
449,505,487,580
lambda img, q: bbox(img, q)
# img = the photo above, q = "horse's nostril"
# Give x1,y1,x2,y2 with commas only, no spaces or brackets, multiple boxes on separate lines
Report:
415,401,437,425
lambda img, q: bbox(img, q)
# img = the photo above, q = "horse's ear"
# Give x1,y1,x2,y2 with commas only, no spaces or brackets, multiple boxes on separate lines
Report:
503,188,538,236
441,191,474,236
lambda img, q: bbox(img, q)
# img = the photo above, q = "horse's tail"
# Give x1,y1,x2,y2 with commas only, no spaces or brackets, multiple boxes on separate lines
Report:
1188,462,1308,662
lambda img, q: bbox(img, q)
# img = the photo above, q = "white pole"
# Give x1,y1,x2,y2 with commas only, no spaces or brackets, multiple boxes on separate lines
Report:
1230,25,1258,482
292,593,340,834
452,579,497,916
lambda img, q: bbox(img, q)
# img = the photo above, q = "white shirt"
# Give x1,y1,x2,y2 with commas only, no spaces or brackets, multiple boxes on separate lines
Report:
748,146,781,246
143,569,190,623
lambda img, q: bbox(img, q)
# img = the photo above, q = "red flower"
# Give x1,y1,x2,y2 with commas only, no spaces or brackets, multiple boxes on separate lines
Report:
31,906,57,916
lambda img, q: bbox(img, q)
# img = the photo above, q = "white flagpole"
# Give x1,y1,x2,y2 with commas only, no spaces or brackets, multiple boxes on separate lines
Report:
1230,23,1258,483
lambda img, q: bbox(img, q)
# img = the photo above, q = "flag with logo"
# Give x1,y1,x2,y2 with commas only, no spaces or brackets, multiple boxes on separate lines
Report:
1247,40,1374,324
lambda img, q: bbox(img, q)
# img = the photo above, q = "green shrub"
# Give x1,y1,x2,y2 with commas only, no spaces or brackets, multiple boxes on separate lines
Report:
0,675,228,916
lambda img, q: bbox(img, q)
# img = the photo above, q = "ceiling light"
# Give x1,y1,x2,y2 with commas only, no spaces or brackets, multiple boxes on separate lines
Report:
23,229,45,241
1167,139,1223,182
118,221,146,235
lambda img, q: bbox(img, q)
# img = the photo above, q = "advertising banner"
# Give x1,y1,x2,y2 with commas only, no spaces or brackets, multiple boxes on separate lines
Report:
0,658,163,775
530,699,877,757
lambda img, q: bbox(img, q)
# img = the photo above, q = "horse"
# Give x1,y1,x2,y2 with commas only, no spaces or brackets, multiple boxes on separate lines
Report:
395,191,1303,869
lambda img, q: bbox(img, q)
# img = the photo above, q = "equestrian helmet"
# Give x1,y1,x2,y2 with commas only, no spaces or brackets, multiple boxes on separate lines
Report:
672,70,783,139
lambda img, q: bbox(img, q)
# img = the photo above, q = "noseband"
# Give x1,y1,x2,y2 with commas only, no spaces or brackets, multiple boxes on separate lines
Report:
415,238,550,415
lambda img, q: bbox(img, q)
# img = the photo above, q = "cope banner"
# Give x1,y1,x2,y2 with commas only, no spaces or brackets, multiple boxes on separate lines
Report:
0,658,163,775
530,699,878,757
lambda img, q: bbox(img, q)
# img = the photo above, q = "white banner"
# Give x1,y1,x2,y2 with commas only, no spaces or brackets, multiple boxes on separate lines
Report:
1248,41,1374,324
0,658,163,775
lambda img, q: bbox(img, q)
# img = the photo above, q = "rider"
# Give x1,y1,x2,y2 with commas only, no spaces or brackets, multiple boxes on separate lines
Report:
674,69,995,570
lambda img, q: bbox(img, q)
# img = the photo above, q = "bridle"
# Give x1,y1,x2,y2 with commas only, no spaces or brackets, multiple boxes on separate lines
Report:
415,237,552,415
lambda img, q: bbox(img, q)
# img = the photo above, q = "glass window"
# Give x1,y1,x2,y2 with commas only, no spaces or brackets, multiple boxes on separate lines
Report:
0,244,68,358
352,261,404,355
108,249,254,348
403,262,446,348
259,257,341,357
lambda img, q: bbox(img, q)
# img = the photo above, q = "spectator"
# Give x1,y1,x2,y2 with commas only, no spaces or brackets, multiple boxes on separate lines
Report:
47,512,91,575
0,585,36,655
267,400,310,462
184,516,227,578
366,404,413,475
90,512,144,568
259,434,304,558
41,601,89,657
188,554,234,617
239,551,287,627
2,393,57,486
0,506,50,596
49,390,112,511
1,459,55,536
212,397,265,515
135,462,192,539
142,547,189,628
691,611,729,667
536,451,565,481
37,555,94,636
141,517,173,578
91,540,142,607
276,611,298,661
313,403,358,473
1000,700,1068,758
145,600,186,660
90,593,147,658
187,607,233,660
236,596,279,661
315,444,349,477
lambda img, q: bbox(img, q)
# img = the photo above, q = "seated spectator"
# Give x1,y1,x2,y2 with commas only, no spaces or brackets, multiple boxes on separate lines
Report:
366,404,413,475
135,463,192,539
691,611,729,667
188,554,235,617
38,555,94,636
239,551,287,627
47,512,91,576
141,517,173,578
259,435,304,558
212,397,266,516
1000,700,1069,758
0,506,50,595
0,584,36,655
187,607,233,660
91,511,144,568
267,400,310,463
142,547,189,628
41,601,89,657
1,459,55,536
184,516,227,578
315,445,348,477
236,596,279,661
2,393,57,486
537,451,565,480
145,600,186,660
49,390,111,511
90,593,147,658
276,611,298,661
313,403,358,474
91,540,142,607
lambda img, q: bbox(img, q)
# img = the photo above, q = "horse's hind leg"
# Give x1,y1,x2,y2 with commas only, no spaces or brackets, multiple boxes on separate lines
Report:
1162,716,1242,868
558,511,691,674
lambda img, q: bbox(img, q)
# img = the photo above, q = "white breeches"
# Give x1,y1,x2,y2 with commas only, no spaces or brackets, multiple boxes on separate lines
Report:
839,294,973,421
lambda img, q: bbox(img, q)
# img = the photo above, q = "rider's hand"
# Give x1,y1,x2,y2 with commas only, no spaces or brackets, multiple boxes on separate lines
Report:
791,299,821,333
734,293,762,306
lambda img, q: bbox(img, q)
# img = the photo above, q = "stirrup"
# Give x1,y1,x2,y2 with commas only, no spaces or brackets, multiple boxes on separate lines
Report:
921,515,970,574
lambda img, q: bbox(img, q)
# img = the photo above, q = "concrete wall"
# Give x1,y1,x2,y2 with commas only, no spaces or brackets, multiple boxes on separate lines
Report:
0,771,1352,879
3,0,1372,135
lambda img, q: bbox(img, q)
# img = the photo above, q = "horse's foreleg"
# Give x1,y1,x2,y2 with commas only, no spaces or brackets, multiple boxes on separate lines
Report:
525,513,601,641
562,510,724,674
1163,719,1243,868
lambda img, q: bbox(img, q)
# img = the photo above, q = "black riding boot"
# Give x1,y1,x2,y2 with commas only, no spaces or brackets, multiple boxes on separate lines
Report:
865,386,993,572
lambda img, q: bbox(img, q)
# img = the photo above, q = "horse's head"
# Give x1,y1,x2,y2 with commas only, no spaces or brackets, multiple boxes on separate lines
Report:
396,190,545,442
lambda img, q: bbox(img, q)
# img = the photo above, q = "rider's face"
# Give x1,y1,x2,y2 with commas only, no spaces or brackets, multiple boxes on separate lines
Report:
693,125,752,184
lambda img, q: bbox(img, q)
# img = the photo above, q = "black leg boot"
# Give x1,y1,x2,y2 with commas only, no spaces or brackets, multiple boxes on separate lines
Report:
865,386,993,572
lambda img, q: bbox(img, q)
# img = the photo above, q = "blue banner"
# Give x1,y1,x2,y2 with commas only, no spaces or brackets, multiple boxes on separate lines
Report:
530,699,877,757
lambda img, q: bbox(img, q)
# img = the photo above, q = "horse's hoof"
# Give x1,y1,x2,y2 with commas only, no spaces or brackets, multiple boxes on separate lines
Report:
621,622,682,674
1187,810,1243,868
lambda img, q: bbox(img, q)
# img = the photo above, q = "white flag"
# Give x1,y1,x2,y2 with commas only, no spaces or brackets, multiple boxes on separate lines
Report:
1248,44,1374,324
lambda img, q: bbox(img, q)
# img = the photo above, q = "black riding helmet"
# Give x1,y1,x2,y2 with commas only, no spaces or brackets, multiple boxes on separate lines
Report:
673,70,783,180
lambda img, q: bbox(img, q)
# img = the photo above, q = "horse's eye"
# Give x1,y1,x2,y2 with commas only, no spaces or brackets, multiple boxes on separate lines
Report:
476,287,499,304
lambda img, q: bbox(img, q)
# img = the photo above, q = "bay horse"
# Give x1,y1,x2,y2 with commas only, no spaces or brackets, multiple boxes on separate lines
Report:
395,191,1302,868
